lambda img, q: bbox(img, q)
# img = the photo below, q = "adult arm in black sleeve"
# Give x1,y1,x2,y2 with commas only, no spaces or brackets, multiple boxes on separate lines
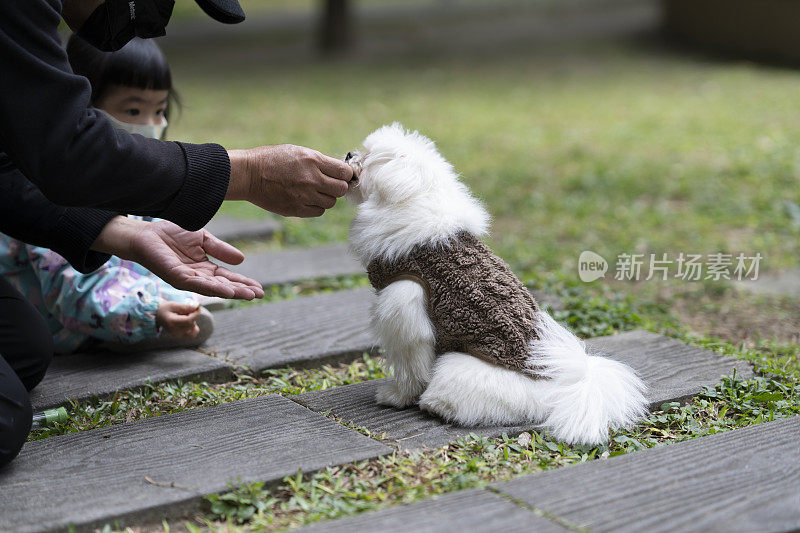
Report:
0,0,229,231
0,160,114,273
0,164,265,298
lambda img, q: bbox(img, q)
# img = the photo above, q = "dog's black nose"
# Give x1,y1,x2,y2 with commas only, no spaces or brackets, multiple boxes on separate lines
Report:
345,152,354,162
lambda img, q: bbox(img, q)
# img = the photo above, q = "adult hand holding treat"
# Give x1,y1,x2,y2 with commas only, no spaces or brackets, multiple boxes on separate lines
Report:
226,145,353,218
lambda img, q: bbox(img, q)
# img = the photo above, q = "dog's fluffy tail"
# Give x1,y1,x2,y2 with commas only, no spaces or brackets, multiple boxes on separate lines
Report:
419,311,648,446
528,311,648,445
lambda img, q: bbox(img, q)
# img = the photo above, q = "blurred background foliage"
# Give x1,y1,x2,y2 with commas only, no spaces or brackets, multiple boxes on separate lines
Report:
156,0,798,345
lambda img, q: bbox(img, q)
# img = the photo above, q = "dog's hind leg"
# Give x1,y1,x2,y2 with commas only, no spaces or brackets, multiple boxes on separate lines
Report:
420,352,551,427
373,279,436,408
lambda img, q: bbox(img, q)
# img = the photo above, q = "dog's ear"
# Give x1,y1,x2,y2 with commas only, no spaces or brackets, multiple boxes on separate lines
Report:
370,156,429,204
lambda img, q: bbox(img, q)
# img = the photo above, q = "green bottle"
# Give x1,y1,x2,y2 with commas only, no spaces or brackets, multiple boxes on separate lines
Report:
31,407,68,429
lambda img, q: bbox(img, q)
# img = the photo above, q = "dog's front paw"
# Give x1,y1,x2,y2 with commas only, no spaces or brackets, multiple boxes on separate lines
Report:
376,381,418,408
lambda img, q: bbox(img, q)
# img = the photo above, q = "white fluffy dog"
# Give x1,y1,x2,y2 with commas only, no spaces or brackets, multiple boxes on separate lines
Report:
345,123,648,446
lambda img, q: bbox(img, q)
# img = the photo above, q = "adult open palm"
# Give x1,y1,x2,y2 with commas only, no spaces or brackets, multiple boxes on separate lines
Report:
92,216,264,300
121,219,264,300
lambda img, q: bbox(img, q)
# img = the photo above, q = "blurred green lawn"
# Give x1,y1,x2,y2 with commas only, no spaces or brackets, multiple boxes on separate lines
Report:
167,41,800,280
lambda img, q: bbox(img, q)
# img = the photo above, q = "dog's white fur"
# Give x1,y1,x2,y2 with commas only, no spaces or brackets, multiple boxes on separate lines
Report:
347,123,648,445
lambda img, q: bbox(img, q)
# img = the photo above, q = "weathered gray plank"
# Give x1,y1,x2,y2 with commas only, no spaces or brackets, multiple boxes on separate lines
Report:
294,330,753,448
0,395,391,533
205,288,376,371
204,215,281,242
494,415,800,533
231,244,362,287
296,488,568,533
29,289,374,411
207,288,559,372
585,329,753,407
295,377,531,448
32,287,560,410
30,349,231,411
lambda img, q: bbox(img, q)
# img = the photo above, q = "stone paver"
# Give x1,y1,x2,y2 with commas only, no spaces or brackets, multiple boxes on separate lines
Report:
297,488,568,533
204,215,281,242
208,288,560,371
230,244,362,287
295,377,532,448
494,415,800,532
30,289,373,410
585,329,753,406
295,330,753,448
1,395,391,533
30,349,230,411
206,288,376,371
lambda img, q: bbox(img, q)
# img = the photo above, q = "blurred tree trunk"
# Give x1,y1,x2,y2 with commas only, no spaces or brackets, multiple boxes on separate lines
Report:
318,0,352,54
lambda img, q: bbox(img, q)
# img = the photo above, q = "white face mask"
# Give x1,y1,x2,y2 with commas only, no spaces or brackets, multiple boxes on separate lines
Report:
97,108,168,140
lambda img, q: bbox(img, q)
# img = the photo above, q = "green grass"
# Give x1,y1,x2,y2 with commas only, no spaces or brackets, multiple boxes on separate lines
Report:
168,42,800,274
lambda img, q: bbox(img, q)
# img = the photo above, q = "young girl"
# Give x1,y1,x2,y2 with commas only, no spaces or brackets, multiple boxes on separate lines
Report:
0,35,218,354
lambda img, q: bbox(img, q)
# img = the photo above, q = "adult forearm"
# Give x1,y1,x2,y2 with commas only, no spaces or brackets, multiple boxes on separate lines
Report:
89,216,141,259
225,149,251,201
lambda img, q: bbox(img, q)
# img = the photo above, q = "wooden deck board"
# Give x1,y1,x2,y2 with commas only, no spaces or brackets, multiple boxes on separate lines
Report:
2,395,391,533
204,215,281,242
494,415,800,532
294,330,753,448
30,349,230,411
296,488,568,533
205,288,376,371
230,244,363,287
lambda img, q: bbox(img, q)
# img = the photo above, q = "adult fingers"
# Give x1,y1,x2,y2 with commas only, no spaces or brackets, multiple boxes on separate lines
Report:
310,193,337,210
317,154,354,182
212,280,256,300
213,267,264,299
202,231,246,265
209,273,258,300
173,267,237,299
298,205,325,218
317,174,349,198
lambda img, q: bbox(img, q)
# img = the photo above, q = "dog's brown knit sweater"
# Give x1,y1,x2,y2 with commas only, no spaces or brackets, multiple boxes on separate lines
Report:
367,232,541,373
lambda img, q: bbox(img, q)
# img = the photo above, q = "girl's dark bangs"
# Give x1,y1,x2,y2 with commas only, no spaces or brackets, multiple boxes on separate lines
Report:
102,39,173,92
67,35,173,102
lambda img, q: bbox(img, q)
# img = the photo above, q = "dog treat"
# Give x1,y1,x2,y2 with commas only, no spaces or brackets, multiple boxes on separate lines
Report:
345,151,361,186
